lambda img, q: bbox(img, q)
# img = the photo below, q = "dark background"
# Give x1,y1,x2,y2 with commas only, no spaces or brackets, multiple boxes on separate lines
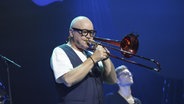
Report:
0,0,184,104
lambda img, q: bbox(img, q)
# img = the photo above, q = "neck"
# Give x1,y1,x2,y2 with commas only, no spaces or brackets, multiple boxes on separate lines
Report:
67,41,83,52
118,85,135,104
118,86,132,98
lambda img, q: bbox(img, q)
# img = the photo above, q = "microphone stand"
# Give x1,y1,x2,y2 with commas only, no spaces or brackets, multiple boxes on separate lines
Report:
0,54,22,104
0,54,21,68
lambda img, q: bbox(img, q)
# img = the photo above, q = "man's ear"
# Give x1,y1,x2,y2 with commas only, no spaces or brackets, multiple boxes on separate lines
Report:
69,30,73,38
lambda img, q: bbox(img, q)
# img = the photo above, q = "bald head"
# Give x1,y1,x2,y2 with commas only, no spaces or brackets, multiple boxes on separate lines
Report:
69,16,94,30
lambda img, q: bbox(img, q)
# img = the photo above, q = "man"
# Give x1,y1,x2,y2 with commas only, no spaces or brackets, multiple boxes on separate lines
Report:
50,16,117,104
104,65,141,104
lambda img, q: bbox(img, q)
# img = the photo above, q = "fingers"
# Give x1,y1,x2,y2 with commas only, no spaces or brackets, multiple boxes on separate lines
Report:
96,45,109,53
103,47,110,55
103,47,110,60
93,45,110,61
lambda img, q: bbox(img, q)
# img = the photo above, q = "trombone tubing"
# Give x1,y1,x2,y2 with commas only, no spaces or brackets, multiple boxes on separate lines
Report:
90,37,161,72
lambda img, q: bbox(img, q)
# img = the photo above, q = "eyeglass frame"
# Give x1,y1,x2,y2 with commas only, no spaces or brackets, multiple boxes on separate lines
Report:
71,27,96,37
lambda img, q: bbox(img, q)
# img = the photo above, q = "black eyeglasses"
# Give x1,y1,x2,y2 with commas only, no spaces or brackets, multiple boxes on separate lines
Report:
72,27,96,37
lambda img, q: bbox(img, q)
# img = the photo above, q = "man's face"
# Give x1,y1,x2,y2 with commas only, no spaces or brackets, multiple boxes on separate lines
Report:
70,19,95,51
71,28,95,50
117,69,134,86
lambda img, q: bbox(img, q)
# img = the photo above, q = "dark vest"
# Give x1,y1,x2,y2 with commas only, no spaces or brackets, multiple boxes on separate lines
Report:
56,44,104,104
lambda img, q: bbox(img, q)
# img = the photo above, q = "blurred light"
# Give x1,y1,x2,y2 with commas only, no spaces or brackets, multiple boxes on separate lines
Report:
32,0,64,6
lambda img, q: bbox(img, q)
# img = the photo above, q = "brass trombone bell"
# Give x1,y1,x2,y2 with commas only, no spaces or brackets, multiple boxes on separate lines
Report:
88,33,161,72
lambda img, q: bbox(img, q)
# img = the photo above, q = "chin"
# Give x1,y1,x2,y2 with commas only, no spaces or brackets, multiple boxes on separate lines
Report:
130,79,134,83
83,44,89,49
80,47,88,51
78,44,88,50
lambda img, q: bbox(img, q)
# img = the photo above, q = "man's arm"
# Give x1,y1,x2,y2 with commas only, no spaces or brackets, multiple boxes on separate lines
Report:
61,57,94,87
102,58,117,84
90,45,117,84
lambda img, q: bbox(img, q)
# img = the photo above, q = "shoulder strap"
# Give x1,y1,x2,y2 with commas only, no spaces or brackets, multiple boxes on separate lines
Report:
59,44,83,68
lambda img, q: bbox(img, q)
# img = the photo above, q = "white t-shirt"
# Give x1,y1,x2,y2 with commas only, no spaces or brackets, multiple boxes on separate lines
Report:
50,44,103,83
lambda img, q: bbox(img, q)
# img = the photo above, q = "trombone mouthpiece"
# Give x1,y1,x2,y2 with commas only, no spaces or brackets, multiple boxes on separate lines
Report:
86,39,98,50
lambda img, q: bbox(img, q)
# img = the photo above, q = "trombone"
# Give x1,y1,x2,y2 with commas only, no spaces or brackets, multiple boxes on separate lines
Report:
87,33,161,72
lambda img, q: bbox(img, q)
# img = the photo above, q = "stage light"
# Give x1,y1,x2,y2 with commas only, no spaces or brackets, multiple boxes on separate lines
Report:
32,0,64,6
